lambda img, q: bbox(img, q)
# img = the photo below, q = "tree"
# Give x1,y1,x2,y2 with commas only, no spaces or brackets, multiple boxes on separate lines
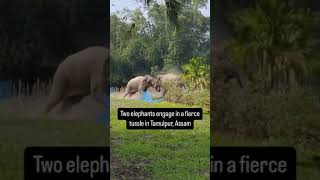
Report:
226,0,317,91
110,4,209,86
141,0,208,26
0,0,107,82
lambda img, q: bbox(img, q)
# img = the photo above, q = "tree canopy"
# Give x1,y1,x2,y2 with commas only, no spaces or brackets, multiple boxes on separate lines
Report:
111,2,210,86
212,0,320,90
0,0,108,81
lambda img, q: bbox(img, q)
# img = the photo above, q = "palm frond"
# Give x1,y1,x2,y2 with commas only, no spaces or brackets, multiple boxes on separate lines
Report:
141,0,187,27
165,0,183,27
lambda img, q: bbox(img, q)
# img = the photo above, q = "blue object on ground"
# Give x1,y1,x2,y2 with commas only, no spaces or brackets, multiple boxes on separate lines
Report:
97,89,162,127
96,94,110,128
141,91,163,103
0,81,12,99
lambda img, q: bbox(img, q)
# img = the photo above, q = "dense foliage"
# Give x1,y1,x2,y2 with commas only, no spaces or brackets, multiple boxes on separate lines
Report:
182,57,210,89
110,2,210,87
212,0,320,154
227,0,320,91
213,0,320,88
0,0,108,81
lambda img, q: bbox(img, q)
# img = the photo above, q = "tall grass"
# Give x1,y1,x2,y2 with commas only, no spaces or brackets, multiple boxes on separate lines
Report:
213,80,320,144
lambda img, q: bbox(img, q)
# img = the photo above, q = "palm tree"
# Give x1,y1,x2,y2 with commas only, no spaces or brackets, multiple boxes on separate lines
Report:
142,0,184,25
226,0,315,91
125,0,188,35
141,0,211,26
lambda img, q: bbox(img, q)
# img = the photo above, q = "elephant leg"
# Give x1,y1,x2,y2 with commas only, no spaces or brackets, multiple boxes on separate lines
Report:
90,84,106,105
137,85,146,95
44,85,64,114
90,73,107,104
123,87,131,98
129,92,135,97
91,89,106,105
59,95,84,114
44,95,62,114
44,68,68,114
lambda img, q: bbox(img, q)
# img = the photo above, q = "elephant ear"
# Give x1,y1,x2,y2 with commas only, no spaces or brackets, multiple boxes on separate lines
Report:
144,75,151,82
145,75,156,85
156,75,162,82
144,75,150,80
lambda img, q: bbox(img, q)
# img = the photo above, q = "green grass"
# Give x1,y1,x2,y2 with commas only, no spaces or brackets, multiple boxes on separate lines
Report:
0,107,108,180
210,102,320,180
212,131,320,180
111,99,210,179
210,88,320,180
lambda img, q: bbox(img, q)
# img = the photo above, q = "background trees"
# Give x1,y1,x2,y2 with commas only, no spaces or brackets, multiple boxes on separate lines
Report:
110,1,210,87
226,0,318,91
182,57,210,89
211,2,320,166
211,0,320,91
0,0,108,82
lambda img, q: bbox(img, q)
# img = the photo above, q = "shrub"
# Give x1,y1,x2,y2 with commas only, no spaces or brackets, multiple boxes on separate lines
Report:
213,80,320,143
182,57,210,90
164,81,210,113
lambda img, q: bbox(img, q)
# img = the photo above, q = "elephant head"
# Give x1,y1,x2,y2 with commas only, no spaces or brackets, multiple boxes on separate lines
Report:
154,73,185,95
155,75,163,92
143,75,157,90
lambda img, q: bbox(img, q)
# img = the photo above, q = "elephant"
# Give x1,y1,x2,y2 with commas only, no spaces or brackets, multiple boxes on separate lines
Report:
44,46,109,114
155,73,185,96
123,75,156,98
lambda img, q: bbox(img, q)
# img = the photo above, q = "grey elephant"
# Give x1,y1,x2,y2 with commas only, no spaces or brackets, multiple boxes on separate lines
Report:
123,75,156,98
44,46,109,114
155,73,185,96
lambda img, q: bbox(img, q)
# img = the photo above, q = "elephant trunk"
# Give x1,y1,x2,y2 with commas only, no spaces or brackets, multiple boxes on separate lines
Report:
155,84,161,92
153,82,157,90
159,87,166,97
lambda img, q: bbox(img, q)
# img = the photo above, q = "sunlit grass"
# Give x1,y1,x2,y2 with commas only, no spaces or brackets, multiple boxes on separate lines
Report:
111,98,210,179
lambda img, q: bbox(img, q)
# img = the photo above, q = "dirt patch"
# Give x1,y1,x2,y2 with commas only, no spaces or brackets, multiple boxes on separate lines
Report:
111,91,142,100
111,87,163,100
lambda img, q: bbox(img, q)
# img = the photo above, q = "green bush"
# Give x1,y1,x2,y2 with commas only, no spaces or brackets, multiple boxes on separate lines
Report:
213,80,320,144
182,57,210,90
164,81,210,113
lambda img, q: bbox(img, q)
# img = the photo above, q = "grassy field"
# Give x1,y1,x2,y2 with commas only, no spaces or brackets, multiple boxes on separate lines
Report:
211,87,320,180
0,102,109,180
2,96,317,179
110,99,210,179
212,131,320,180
